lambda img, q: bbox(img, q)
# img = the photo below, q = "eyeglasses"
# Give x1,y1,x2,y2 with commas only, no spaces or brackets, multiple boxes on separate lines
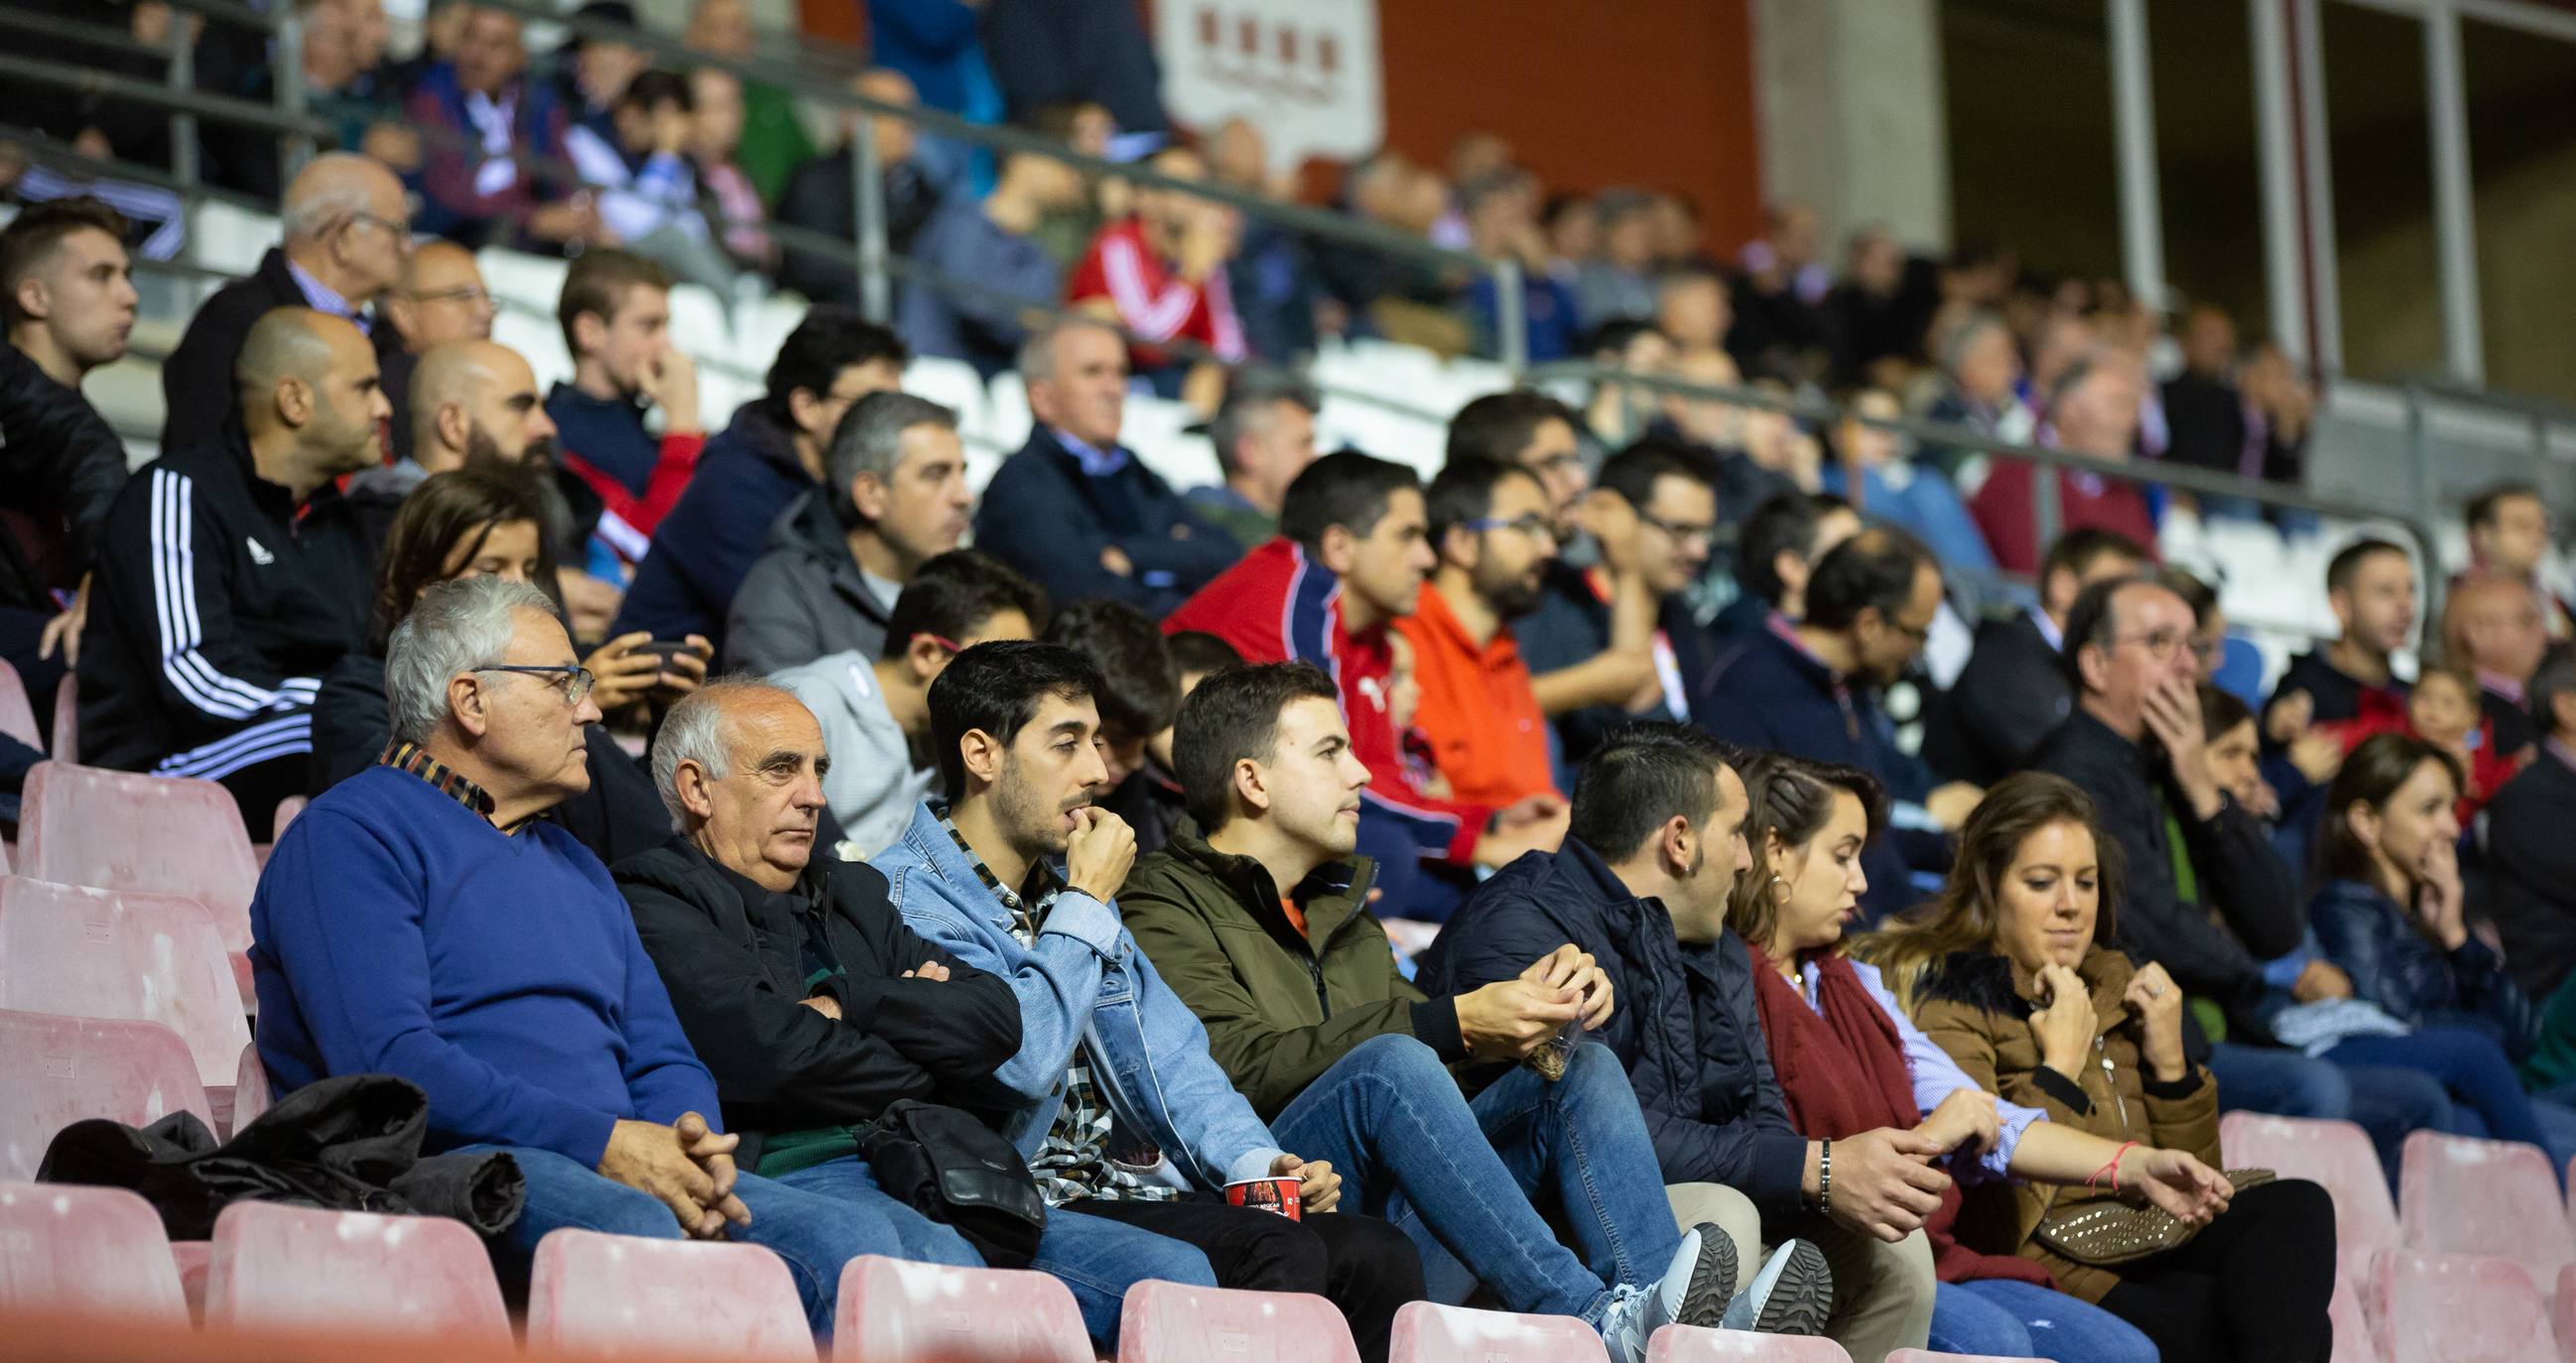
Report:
1464,513,1558,544
1524,451,1585,477
1880,616,1934,645
1636,512,1717,549
475,664,596,706
2112,628,2191,663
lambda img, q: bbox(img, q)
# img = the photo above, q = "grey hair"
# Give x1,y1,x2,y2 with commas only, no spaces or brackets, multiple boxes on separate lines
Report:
279,161,379,240
1016,315,1121,384
828,390,956,524
384,575,560,744
650,677,806,825
1208,367,1321,475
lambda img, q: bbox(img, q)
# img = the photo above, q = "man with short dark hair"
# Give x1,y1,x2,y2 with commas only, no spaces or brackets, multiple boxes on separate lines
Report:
1702,528,1977,920
2489,651,2576,1003
728,391,972,674
1446,390,1590,541
2465,482,2570,639
616,310,908,649
1186,368,1322,553
1709,492,1861,644
2265,538,2418,741
1045,598,1191,855
1393,458,1561,807
1119,666,1789,1360
545,248,705,589
1925,528,2150,786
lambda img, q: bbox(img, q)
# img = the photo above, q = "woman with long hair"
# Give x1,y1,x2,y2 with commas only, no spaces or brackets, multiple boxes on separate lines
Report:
1860,771,2336,1363
1729,753,2211,1363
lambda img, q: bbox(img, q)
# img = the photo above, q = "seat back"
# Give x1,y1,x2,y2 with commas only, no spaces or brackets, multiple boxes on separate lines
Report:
0,1008,210,1179
0,1180,190,1325
1390,1301,1610,1363
2397,1129,2576,1284
49,675,75,763
528,1228,814,1360
0,877,250,1089
204,1200,512,1345
18,763,259,954
2553,1264,2576,1363
2330,1274,2382,1363
833,1255,1092,1363
1115,1281,1360,1363
1887,1353,2031,1363
2370,1249,2554,1363
1646,1325,1856,1361
0,660,40,750
232,1040,274,1130
2222,1111,2398,1282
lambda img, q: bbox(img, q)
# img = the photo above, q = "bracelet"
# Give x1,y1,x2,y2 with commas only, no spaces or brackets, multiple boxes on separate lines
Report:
1816,1140,1834,1213
2087,1141,2139,1192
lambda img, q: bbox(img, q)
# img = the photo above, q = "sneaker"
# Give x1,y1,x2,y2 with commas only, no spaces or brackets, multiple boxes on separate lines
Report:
1599,1223,1736,1363
1718,1238,1833,1336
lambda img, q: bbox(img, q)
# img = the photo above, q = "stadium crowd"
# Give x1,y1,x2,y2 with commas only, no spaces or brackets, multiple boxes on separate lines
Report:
6,3,2576,1362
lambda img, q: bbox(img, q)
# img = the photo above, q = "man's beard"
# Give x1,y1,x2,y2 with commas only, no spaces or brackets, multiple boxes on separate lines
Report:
1481,563,1544,620
462,426,554,471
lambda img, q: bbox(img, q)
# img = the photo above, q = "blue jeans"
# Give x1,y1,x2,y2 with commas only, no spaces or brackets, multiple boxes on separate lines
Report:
1026,1203,1220,1347
462,1146,979,1334
2207,1041,2453,1189
1268,1034,1678,1326
1929,1279,2158,1363
2327,1027,2553,1157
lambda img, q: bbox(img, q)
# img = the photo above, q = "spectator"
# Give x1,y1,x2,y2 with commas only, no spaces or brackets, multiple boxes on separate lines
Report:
405,8,591,250
1579,319,1676,451
1820,386,1995,579
252,574,920,1331
1574,191,1659,328
1185,368,1322,553
1459,172,1583,362
616,310,906,651
2265,538,2417,738
1520,441,1721,765
613,679,1022,1237
1448,390,1590,541
545,248,705,587
775,68,939,309
1042,599,1188,855
341,338,562,583
1542,192,1599,284
377,240,497,465
1392,459,1561,807
196,0,383,200
1915,310,2031,478
563,69,733,293
973,318,1237,616
1923,528,2148,787
1729,201,1834,382
1969,355,2158,576
306,465,679,869
2489,652,2576,1004
159,153,410,450
772,551,1041,860
1424,725,1921,1357
1863,772,2340,1363
1708,493,1862,645
2465,482,2571,639
1027,99,1118,272
728,391,971,674
872,642,1428,1354
1118,665,1801,1358
685,67,775,274
80,310,384,825
2158,304,2247,483
2019,310,2096,412
0,197,136,714
1655,348,1812,515
1069,144,1247,405
1826,227,1935,391
2391,664,2519,814
550,2,649,141
682,0,815,204
983,0,1169,133
865,0,1005,194
896,134,1086,375
1656,266,1732,355
2442,571,2550,759
1207,116,1323,365
1108,629,1243,855
1164,453,1568,921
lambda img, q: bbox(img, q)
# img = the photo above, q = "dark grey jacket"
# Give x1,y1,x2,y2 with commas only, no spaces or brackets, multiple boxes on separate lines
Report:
722,491,893,676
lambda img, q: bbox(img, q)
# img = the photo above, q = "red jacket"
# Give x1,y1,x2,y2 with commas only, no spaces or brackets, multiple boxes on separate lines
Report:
1969,459,2158,575
1068,217,1246,370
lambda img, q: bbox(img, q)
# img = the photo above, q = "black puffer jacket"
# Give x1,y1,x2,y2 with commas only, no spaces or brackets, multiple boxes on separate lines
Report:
0,341,130,608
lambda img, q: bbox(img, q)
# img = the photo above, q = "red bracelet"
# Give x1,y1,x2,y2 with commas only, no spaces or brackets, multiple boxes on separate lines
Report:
2088,1141,2139,1192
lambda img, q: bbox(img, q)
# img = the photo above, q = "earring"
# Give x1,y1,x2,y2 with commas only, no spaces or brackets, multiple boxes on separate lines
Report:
1770,873,1788,904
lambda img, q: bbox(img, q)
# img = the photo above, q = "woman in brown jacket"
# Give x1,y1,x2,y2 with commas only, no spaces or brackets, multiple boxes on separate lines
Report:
1860,772,2337,1363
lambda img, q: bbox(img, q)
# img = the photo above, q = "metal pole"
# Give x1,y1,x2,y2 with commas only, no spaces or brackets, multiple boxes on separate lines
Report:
167,15,197,237
849,113,889,324
275,2,312,181
1492,257,1528,373
2424,0,2485,384
2107,0,2167,308
2293,0,2345,371
2032,450,2064,558
2251,0,2308,362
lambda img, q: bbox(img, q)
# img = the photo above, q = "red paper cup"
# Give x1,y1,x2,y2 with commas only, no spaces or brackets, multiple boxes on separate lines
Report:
1224,1176,1303,1221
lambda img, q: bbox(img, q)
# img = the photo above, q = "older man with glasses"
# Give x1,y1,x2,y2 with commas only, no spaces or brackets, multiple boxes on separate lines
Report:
250,575,947,1335
378,239,498,464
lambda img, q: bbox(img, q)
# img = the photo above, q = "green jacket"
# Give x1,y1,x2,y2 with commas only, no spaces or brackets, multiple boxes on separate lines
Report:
1120,827,1468,1120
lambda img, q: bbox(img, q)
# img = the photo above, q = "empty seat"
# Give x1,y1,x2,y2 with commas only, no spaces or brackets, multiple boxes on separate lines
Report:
2554,1264,2576,1362
0,877,251,1095
0,659,40,751
17,762,260,1002
2397,1129,2575,1290
1116,1281,1359,1363
0,1008,210,1179
527,1228,812,1359
204,1200,511,1345
2329,1273,2382,1363
834,1254,1091,1363
1390,1301,1608,1363
666,283,734,353
2370,1249,2553,1363
2223,1112,2397,1286
232,1040,272,1132
0,1180,190,1325
1647,1326,1855,1361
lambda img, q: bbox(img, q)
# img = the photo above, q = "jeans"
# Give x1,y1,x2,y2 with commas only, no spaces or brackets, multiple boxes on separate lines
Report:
1062,1194,1424,1363
460,1146,979,1334
2327,1027,2553,1158
1930,1279,2158,1363
1269,1034,1678,1327
2208,1041,2453,1189
1027,1203,1221,1347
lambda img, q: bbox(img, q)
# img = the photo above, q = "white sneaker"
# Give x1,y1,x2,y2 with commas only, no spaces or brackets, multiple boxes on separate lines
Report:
1599,1223,1735,1363
1718,1238,1834,1335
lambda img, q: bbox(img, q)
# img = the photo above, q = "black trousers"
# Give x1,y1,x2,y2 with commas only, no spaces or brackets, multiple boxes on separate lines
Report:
2098,1177,2338,1363
1070,1193,1426,1363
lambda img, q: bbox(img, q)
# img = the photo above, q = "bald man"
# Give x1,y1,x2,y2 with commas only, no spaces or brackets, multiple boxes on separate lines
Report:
161,153,413,449
339,337,564,567
83,309,389,825
379,240,498,461
2444,571,2553,758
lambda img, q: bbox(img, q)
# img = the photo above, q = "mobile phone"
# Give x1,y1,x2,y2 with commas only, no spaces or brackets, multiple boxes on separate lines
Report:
639,639,698,669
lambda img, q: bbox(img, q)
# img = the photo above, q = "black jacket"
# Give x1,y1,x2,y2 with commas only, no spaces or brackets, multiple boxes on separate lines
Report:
0,341,130,608
971,427,1238,619
613,836,1022,1172
1420,838,1810,1217
773,148,938,310
2487,749,2576,1001
1925,611,2070,787
77,425,372,776
2310,877,2540,1060
158,249,403,450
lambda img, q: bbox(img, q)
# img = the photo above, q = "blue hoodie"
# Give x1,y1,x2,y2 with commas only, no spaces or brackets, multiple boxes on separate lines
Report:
613,403,814,648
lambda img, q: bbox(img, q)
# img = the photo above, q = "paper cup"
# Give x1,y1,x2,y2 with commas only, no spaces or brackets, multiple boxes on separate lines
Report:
1224,1175,1303,1221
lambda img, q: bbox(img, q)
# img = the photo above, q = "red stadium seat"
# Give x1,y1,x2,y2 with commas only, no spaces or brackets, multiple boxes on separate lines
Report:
1647,1326,1855,1361
834,1255,1092,1363
1115,1281,1360,1363
2370,1249,2554,1363
0,877,251,1099
49,677,75,763
204,1200,511,1345
0,1007,210,1180
1390,1301,1609,1362
0,660,41,751
0,1180,190,1325
2554,1264,2576,1361
17,763,259,1004
2397,1129,2575,1291
2222,1111,2398,1287
526,1228,814,1360
231,1041,272,1133
1888,1353,2028,1362
2329,1275,2381,1363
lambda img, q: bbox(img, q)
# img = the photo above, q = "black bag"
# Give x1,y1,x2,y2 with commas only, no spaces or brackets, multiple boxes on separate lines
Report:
857,1100,1046,1269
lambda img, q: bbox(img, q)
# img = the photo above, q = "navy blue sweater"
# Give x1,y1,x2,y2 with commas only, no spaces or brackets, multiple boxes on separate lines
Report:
249,765,719,1164
971,428,1238,618
613,405,814,648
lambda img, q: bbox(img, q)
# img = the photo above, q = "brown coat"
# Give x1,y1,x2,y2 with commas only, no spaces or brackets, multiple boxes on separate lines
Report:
1907,944,2222,1302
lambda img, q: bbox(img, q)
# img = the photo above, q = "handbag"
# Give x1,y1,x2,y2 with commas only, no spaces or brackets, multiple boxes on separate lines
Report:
2034,1168,2276,1267
857,1100,1047,1269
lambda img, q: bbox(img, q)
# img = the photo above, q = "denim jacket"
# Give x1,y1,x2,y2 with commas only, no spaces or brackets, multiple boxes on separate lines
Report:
874,802,1287,1190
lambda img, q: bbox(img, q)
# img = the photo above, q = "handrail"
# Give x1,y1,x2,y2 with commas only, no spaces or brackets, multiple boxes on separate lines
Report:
0,50,334,140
